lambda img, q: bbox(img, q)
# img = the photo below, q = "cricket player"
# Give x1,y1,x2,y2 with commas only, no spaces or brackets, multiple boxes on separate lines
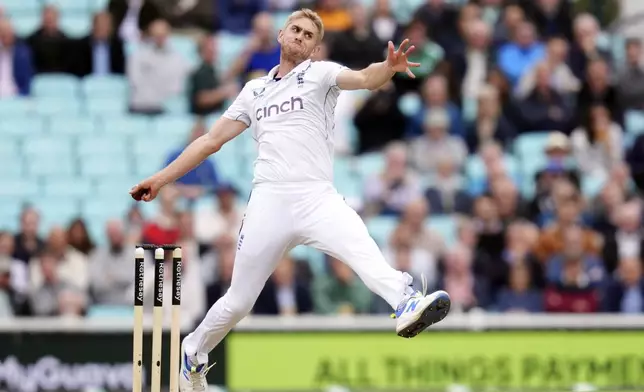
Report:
130,8,451,392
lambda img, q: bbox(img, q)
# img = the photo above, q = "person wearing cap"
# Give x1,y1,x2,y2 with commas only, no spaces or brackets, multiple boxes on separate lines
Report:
409,108,468,175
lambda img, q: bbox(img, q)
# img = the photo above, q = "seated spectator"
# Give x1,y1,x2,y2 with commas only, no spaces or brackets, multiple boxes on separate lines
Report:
313,256,372,315
189,35,238,116
0,19,33,97
329,4,384,70
449,19,493,103
410,110,468,175
472,195,505,259
226,12,280,81
216,0,266,34
353,80,406,154
0,231,29,315
127,19,190,115
544,225,605,313
495,262,544,313
627,132,644,192
515,62,573,132
571,104,623,178
108,0,162,42
497,21,546,87
489,176,529,223
617,38,644,110
409,74,464,137
425,155,471,214
577,58,622,125
591,180,627,235
315,0,352,33
12,207,44,264
204,233,236,305
0,257,14,317
438,245,490,312
568,13,612,80
392,19,445,94
390,198,446,258
194,183,243,247
602,201,644,275
72,11,126,77
27,5,74,74
412,0,459,52
88,220,133,305
67,218,95,256
165,120,220,200
465,85,516,153
254,256,313,315
363,142,422,217
141,185,181,246
521,0,573,41
515,36,579,99
603,257,644,313
369,0,398,44
492,3,525,49
29,226,90,296
493,221,544,292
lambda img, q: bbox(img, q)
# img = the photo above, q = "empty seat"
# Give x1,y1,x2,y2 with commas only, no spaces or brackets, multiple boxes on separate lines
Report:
94,177,138,195
23,137,73,156
49,116,97,136
77,135,128,156
86,96,128,116
168,35,199,68
82,75,128,98
513,132,549,162
0,154,24,177
164,96,189,114
79,155,130,177
81,197,133,226
3,0,41,16
43,0,90,14
60,14,92,37
0,117,45,136
366,215,397,248
43,178,92,198
427,215,456,246
131,136,180,158
100,115,151,135
133,155,165,177
10,14,40,36
625,110,644,135
32,74,80,98
355,152,385,179
35,97,83,116
152,115,196,139
90,0,109,12
0,179,40,198
0,98,34,117
34,197,81,231
0,139,20,157
26,156,77,177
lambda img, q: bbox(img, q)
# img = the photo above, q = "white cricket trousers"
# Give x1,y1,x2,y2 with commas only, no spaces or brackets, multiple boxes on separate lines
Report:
183,181,413,362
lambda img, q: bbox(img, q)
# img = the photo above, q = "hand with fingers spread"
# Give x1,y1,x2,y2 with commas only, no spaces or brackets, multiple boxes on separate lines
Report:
386,38,421,78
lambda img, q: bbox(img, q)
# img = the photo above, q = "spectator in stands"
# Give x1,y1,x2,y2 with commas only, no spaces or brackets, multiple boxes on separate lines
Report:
12,207,44,264
0,19,34,97
489,176,528,223
532,132,580,195
568,13,611,80
544,225,605,313
313,256,372,315
486,66,514,114
450,19,492,103
471,195,505,260
329,4,384,70
363,141,421,217
226,12,280,81
627,131,644,192
0,231,29,316
165,120,220,200
189,35,238,116
67,218,95,256
591,180,627,235
515,36,580,99
438,245,489,312
465,85,516,153
495,262,543,313
315,0,352,34
577,58,622,125
603,257,644,313
108,0,162,42
353,80,405,154
127,19,190,115
27,5,73,74
617,38,644,110
409,75,463,137
194,183,243,247
492,3,525,48
205,233,236,306
601,201,644,275
142,185,181,246
448,2,482,57
88,220,132,305
515,62,573,132
521,0,573,41
29,249,88,317
392,19,444,94
413,0,459,52
390,198,446,258
410,109,468,175
369,0,397,44
424,155,471,214
571,104,624,178
29,226,90,294
0,256,14,317
254,256,313,315
497,21,546,87
217,0,267,35
72,11,126,78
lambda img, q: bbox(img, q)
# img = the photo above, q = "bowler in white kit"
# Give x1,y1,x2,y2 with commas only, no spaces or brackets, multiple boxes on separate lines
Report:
130,8,451,392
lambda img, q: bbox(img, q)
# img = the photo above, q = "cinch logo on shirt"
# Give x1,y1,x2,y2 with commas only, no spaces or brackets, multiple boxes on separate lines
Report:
255,96,304,121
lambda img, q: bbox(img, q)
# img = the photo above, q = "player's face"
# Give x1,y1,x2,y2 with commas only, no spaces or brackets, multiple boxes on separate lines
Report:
278,18,320,62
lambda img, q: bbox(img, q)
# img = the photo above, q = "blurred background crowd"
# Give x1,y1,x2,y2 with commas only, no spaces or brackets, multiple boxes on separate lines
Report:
0,0,643,327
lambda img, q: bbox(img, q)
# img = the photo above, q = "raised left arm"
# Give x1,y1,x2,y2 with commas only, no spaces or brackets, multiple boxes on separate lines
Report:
336,39,419,91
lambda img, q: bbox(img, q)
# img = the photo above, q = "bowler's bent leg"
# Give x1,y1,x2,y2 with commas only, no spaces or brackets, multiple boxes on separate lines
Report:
183,188,296,363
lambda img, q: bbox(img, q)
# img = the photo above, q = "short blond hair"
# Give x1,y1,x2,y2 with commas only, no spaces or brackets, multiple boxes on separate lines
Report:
284,8,324,42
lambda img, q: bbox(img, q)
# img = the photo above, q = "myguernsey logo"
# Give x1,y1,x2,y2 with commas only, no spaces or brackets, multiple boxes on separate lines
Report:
255,96,304,121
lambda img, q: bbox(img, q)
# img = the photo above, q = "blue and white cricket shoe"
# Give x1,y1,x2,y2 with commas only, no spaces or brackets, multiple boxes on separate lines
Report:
179,340,215,392
392,275,451,338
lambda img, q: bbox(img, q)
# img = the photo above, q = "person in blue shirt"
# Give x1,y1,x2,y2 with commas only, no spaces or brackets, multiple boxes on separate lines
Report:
497,21,546,87
164,119,220,201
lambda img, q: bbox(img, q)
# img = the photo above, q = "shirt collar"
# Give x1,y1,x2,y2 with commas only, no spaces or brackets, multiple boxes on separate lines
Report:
266,59,311,82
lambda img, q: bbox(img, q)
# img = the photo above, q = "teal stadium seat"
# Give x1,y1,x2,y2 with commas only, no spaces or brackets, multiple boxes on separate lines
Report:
23,137,73,156
0,98,34,117
152,115,196,140
581,174,607,198
60,14,92,38
0,117,45,136
168,35,199,68
514,132,550,162
210,144,243,181
366,215,397,248
35,97,83,116
101,115,151,135
43,178,92,198
133,155,165,177
32,74,80,98
355,152,385,180
0,139,20,158
0,152,24,177
80,155,130,177
465,154,520,195
86,96,128,116
398,93,422,116
132,137,178,161
427,215,457,246
49,115,97,136
81,197,131,223
625,110,644,135
44,0,90,14
87,305,133,318
94,178,139,196
216,33,248,73
34,197,81,233
26,155,77,177
0,179,40,198
2,0,41,16
0,198,23,231
164,96,189,114
77,135,128,156
10,15,40,36
82,75,128,98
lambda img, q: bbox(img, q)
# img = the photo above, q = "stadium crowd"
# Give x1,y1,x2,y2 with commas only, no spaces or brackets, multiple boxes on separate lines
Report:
1,0,644,326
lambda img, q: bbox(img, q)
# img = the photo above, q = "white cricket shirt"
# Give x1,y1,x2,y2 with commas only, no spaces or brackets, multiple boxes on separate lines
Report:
222,59,348,184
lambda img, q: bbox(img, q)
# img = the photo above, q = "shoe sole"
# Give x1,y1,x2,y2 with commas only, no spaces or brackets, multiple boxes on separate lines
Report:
397,291,451,338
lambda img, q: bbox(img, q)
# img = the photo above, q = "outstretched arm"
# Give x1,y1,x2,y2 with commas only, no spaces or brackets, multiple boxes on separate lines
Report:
336,39,419,91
